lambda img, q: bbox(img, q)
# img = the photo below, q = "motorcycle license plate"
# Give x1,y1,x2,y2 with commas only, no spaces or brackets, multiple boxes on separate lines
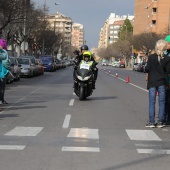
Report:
80,64,90,70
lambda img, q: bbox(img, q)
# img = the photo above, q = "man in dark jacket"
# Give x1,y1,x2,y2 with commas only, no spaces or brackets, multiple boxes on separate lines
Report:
145,39,170,128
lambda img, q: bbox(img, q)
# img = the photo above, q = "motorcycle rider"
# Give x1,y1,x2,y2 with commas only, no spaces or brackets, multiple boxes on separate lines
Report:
73,45,98,89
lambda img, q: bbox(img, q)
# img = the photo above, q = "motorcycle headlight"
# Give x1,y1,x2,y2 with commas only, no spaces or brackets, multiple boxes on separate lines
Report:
77,75,91,81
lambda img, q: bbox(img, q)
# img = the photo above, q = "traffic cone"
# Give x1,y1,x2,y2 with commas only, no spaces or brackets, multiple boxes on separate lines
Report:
126,76,130,83
109,71,111,74
116,73,118,77
156,91,158,96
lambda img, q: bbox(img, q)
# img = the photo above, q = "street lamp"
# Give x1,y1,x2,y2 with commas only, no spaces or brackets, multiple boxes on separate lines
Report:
54,3,60,34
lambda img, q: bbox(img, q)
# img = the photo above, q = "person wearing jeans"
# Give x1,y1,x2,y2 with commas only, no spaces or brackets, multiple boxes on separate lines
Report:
145,39,170,128
149,85,166,126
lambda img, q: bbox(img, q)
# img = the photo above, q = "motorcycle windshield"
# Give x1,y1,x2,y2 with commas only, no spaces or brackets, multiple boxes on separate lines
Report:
77,62,93,78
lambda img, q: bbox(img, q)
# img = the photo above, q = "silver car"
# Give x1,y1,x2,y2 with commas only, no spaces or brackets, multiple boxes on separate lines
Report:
9,56,21,81
17,58,34,78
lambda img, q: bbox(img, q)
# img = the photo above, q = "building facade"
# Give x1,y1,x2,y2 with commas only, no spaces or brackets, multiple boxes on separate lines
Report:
46,12,73,45
98,13,134,48
71,23,84,49
134,0,170,35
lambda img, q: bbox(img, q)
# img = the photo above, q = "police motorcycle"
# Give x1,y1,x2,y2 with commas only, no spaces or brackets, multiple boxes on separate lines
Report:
73,52,96,100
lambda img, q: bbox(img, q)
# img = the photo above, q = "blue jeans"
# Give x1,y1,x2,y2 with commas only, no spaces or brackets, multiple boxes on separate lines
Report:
149,85,166,124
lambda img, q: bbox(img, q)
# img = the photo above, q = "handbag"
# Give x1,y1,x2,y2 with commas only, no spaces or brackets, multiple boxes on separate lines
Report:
0,60,5,78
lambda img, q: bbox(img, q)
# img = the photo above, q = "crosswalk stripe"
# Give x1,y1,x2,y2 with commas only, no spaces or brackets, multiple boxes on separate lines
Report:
0,145,26,150
5,126,43,136
126,129,162,141
67,128,99,139
62,147,100,152
137,149,170,154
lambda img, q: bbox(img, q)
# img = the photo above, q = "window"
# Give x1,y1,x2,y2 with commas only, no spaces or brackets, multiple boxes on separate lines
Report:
152,8,157,14
152,20,156,26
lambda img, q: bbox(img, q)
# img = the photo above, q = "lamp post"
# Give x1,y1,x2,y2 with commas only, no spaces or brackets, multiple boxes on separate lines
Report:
42,0,46,55
54,3,60,34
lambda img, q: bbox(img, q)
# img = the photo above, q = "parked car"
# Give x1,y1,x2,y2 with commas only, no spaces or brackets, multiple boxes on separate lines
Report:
19,56,39,76
119,63,125,68
9,56,21,81
36,58,44,75
39,55,56,72
17,57,34,78
133,63,139,71
112,61,120,67
6,59,15,84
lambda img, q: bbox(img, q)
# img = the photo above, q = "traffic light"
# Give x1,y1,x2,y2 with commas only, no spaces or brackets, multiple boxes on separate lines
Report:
133,53,137,59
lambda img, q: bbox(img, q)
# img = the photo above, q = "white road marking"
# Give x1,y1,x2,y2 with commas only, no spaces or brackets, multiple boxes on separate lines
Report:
137,149,170,154
62,114,71,129
5,126,43,136
0,145,26,150
126,129,162,141
62,147,100,152
105,71,148,92
69,99,75,106
135,143,161,147
67,128,99,139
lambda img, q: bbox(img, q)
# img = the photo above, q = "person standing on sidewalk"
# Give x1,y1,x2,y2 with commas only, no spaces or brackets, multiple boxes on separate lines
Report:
0,38,10,105
145,39,170,128
164,35,170,125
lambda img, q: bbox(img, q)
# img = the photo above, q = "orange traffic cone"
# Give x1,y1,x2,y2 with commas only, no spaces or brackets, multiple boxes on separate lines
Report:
126,76,130,83
116,73,118,77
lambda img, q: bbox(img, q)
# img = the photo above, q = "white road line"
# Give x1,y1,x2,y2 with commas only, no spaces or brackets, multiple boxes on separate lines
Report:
105,71,148,93
137,149,170,154
0,145,26,150
69,99,75,106
62,114,71,129
126,129,162,141
5,126,43,136
62,147,100,152
67,128,99,139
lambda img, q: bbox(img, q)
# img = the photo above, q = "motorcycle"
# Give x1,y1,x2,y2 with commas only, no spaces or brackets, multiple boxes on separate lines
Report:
73,60,96,100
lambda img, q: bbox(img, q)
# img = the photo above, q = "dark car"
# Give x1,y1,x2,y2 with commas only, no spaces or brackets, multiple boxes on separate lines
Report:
39,55,55,72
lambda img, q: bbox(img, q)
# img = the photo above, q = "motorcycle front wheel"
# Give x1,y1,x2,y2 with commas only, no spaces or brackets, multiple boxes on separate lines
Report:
79,86,86,100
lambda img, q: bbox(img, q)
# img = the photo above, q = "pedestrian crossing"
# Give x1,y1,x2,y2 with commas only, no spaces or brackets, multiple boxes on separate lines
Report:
0,126,169,154
62,128,100,152
126,129,170,155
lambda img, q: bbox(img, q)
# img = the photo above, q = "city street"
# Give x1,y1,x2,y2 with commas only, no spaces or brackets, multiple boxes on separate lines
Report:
0,66,170,170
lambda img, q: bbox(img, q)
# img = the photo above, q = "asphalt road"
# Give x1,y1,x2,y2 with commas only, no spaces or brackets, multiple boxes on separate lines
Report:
0,66,169,170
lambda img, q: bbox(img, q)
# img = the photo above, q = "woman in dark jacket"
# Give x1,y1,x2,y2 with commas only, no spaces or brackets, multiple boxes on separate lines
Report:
145,39,170,128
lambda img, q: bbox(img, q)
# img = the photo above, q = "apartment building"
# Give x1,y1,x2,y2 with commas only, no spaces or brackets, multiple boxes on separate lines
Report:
46,12,73,45
71,23,84,49
134,0,170,35
99,13,134,48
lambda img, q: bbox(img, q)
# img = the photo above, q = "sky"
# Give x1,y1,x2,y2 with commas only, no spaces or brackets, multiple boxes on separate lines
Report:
33,0,135,49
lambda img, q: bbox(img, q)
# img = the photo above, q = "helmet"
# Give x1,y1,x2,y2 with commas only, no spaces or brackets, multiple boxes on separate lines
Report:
0,38,7,50
80,45,89,51
83,51,92,60
165,35,170,43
